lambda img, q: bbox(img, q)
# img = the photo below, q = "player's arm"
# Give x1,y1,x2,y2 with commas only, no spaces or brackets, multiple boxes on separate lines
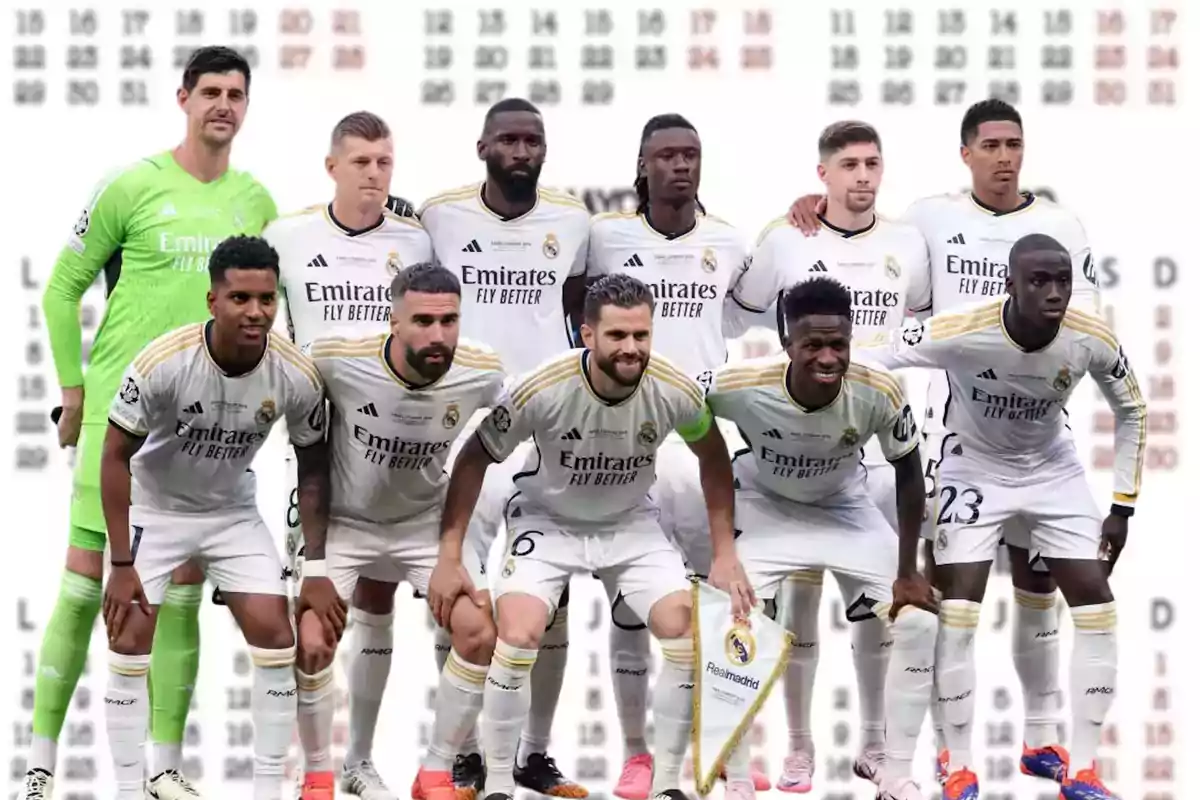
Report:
725,223,785,338
283,365,331,561
904,233,934,319
677,404,736,550
563,233,590,344
101,363,155,566
1087,333,1147,518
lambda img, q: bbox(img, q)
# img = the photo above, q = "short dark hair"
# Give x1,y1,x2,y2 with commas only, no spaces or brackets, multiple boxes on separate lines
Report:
782,277,853,325
635,113,705,215
818,120,882,160
960,99,1022,146
390,262,461,299
483,97,541,133
331,111,391,148
583,274,655,325
182,46,251,93
209,235,279,284
1009,233,1068,268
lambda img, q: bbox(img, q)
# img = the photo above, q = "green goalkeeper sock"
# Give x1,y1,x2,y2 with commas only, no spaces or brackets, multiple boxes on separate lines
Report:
148,583,202,764
30,570,102,771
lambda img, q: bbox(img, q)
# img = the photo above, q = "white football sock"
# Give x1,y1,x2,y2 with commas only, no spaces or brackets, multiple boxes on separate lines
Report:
425,649,489,771
1067,603,1117,778
610,623,652,759
481,640,538,797
851,616,890,749
296,666,336,773
433,619,452,671
345,609,393,765
518,608,569,766
936,599,980,772
1013,588,1062,748
723,736,751,782
250,647,297,800
781,572,822,753
151,742,182,776
880,608,937,782
105,651,150,800
650,637,694,793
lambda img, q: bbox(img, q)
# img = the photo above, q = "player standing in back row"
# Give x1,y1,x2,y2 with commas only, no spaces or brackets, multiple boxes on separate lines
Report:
585,113,760,799
418,98,591,799
263,110,434,800
29,46,277,800
786,99,1100,784
728,120,931,794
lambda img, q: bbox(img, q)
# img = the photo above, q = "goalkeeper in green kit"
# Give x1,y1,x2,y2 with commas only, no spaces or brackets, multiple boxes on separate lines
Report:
24,47,277,800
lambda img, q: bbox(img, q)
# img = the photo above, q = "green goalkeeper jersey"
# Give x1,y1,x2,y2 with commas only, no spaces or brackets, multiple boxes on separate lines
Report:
44,151,278,425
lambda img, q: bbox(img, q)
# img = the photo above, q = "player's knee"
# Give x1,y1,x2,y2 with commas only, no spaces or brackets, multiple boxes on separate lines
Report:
647,590,691,640
64,544,104,581
1046,559,1113,607
352,577,398,614
449,597,496,663
1009,551,1057,594
889,607,938,652
496,595,550,650
109,613,155,656
171,560,205,586
236,597,296,651
935,562,989,602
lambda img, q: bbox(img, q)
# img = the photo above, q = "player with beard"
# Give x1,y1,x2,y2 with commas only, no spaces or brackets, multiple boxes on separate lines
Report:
433,273,735,800
297,263,504,800
783,100,1101,786
417,98,591,799
584,114,760,799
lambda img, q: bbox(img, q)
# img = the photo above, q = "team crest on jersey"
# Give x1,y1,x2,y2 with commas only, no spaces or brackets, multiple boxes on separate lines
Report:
701,247,718,273
884,256,901,280
231,207,245,230
1052,367,1072,392
542,233,560,259
255,399,277,425
385,251,402,276
936,530,948,551
840,427,859,448
73,208,90,237
501,558,516,578
637,421,658,445
725,625,756,666
442,403,461,429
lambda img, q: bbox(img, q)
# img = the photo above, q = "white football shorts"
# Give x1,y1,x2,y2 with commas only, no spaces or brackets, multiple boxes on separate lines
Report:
128,505,287,605
494,494,691,625
931,438,1103,566
650,436,713,576
456,437,535,569
863,460,899,534
326,504,488,601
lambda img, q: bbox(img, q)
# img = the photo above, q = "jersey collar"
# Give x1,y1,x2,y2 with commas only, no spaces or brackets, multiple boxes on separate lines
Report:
381,334,442,390
969,191,1036,217
325,203,385,237
782,362,844,412
202,320,268,377
579,350,642,406
818,214,876,239
641,208,699,240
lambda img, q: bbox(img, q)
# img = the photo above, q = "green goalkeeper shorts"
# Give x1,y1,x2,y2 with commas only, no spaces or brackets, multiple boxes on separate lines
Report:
69,422,108,552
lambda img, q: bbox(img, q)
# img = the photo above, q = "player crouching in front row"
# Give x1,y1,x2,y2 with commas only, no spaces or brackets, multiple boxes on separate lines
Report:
100,236,324,800
433,274,738,800
292,262,506,800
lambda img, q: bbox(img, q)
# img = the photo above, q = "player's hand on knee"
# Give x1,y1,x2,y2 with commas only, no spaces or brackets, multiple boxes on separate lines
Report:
786,194,826,236
297,576,347,643
298,610,337,665
708,554,757,621
429,556,483,629
102,565,150,642
1099,514,1129,575
889,573,938,620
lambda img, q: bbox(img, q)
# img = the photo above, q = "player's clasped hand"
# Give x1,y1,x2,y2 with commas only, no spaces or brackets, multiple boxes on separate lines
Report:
297,575,347,645
889,573,939,620
709,553,757,621
428,556,486,629
102,565,150,642
1099,514,1129,576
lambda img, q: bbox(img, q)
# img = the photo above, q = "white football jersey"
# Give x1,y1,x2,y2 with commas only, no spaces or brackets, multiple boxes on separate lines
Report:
476,349,708,523
308,334,505,525
419,183,590,375
263,204,434,347
702,354,917,504
732,215,931,338
109,323,325,514
903,192,1099,315
586,210,749,374
862,300,1146,509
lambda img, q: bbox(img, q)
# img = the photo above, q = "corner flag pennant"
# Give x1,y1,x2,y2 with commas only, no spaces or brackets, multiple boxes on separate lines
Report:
690,580,793,796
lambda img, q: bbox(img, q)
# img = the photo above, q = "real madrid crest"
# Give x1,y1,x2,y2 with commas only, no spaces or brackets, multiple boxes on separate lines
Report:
637,420,658,445
385,251,402,276
442,402,461,429
255,399,277,425
701,247,718,273
1052,366,1072,392
724,625,756,666
840,426,859,448
884,256,901,280
542,233,560,259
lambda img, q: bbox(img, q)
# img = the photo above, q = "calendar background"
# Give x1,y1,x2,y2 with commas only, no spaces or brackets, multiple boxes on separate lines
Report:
0,1,1194,799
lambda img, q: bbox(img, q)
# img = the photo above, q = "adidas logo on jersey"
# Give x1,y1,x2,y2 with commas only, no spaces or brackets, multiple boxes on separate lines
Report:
977,369,997,380
462,240,483,253
947,233,966,244
810,260,827,272
624,254,644,268
561,428,583,441
183,401,204,414
763,428,783,439
307,254,329,268
358,403,379,417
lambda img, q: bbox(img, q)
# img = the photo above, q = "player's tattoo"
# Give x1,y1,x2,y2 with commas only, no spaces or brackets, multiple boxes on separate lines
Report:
294,439,331,559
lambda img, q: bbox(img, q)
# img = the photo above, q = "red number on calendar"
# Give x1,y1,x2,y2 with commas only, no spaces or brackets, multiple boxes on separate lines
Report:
1095,10,1125,34
279,8,314,34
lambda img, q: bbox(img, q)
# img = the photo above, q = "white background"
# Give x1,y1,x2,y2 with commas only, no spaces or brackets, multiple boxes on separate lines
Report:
1,1,1193,799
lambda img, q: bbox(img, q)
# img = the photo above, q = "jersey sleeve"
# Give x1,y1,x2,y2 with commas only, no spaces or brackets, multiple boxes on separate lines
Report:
1059,212,1101,314
250,181,279,232
584,218,611,278
904,234,934,315
44,170,135,387
873,381,920,462
568,225,589,277
730,223,785,314
475,376,537,462
107,358,161,438
1086,329,1147,510
284,360,327,448
856,315,960,372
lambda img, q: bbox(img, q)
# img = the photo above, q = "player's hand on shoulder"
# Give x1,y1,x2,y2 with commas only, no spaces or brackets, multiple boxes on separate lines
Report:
102,565,150,643
890,573,938,619
708,552,756,621
428,554,485,629
1099,513,1129,576
297,574,347,643
787,194,827,237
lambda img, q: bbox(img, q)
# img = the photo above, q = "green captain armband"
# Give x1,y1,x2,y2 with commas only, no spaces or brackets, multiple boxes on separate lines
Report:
675,404,713,443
